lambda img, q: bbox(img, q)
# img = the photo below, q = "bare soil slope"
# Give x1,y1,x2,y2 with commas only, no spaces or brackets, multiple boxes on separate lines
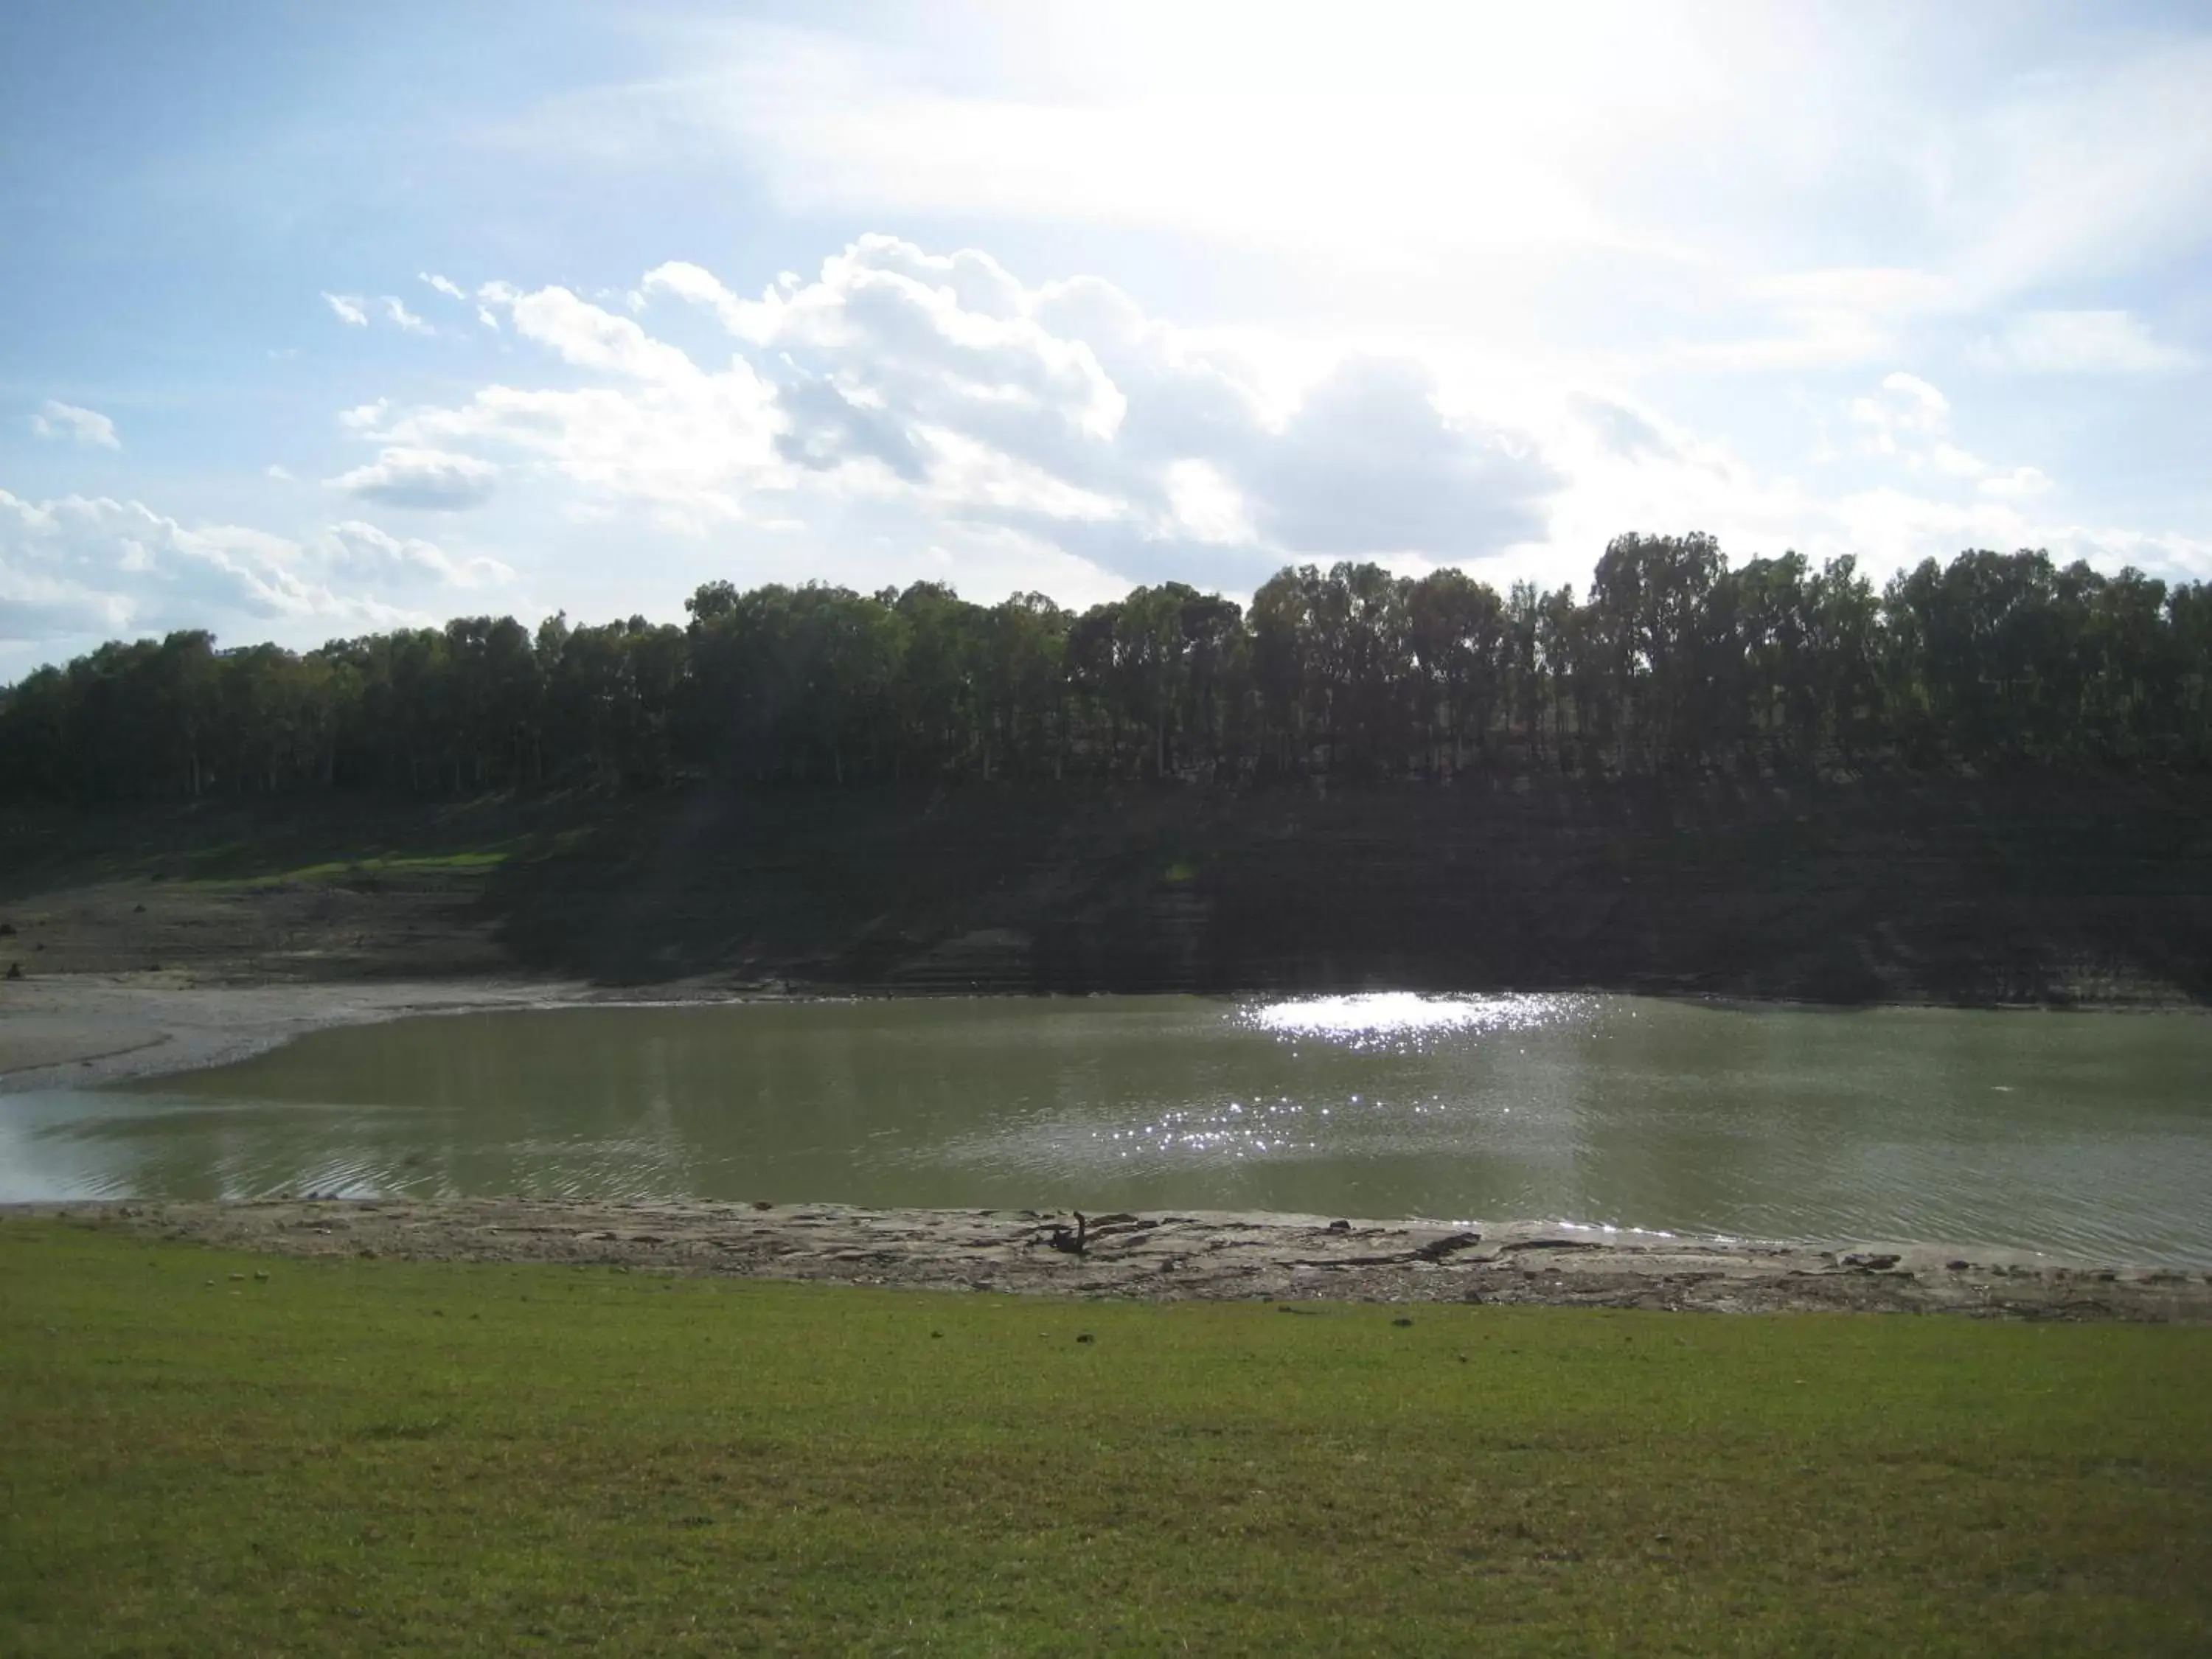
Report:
4,772,2209,1004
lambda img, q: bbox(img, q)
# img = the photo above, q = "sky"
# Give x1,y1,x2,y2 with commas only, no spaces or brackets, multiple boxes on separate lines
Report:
3,0,2211,679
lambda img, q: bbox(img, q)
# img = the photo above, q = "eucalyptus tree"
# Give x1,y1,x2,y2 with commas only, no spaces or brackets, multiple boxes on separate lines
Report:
10,539,2212,803
1804,555,1881,763
1405,569,1505,774
1504,580,1545,762
1248,566,1318,775
1587,532,1728,769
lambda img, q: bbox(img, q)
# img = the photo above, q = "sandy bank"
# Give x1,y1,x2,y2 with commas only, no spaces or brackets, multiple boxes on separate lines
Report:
20,1197,2209,1323
0,975,599,1091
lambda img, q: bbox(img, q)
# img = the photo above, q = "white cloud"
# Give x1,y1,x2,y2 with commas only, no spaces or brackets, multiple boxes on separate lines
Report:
419,272,467,301
327,447,500,511
0,484,518,661
476,306,501,332
330,239,1556,586
1164,460,1252,545
1513,359,2212,599
0,487,335,644
1980,466,2053,499
265,464,294,481
509,284,698,380
642,236,1555,577
1969,310,2199,376
1820,489,2212,582
1850,372,1957,460
1931,442,1987,480
382,296,434,335
1879,372,1949,428
512,17,1644,282
31,400,120,451
355,283,788,527
323,291,439,335
261,202,2212,630
495,15,2212,357
328,520,514,590
1238,358,1554,557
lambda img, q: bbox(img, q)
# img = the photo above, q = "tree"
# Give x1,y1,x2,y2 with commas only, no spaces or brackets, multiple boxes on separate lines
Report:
1408,569,1505,773
8,539,2210,803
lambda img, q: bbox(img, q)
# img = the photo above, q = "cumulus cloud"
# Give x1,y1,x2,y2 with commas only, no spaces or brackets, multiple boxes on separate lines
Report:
420,272,467,301
1,487,334,645
327,446,499,510
322,292,369,327
349,285,787,527
0,484,517,665
327,520,514,589
1969,310,2199,375
31,400,120,450
1836,371,2074,512
342,234,1555,580
1238,359,1553,556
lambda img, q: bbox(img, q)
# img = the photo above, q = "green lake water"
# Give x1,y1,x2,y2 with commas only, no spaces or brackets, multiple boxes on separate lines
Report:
4,993,2210,1264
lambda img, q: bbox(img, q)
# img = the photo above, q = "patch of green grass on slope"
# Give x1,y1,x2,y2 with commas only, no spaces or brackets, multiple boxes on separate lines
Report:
1,1222,2208,1656
262,848,516,886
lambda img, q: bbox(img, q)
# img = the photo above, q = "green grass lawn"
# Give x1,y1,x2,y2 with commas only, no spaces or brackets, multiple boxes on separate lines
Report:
4,1222,2209,1655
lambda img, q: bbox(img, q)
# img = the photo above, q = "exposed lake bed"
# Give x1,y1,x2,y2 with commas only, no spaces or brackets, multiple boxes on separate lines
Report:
26,1193,2211,1322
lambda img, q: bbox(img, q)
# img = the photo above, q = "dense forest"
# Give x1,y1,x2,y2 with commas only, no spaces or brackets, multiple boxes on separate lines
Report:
4,533,2210,803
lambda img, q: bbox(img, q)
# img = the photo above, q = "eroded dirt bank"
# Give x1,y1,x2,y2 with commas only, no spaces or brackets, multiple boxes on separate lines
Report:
7,773,2212,1006
27,1198,2212,1323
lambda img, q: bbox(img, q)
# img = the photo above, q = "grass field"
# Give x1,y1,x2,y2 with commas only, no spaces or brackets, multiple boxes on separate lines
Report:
4,1222,2210,1655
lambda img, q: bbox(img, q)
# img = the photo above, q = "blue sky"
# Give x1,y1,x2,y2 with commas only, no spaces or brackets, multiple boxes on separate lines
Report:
4,0,2210,677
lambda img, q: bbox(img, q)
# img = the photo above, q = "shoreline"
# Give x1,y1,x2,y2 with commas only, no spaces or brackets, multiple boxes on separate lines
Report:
14,1197,2211,1321
7,971,2206,1097
8,976,2211,1319
0,973,641,1092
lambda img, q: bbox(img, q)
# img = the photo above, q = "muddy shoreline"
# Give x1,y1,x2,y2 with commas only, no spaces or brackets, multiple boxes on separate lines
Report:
8,978,2211,1321
13,1197,2209,1322
0,973,673,1092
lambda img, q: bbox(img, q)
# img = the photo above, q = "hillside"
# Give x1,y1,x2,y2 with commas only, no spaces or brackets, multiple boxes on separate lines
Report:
4,772,2208,1007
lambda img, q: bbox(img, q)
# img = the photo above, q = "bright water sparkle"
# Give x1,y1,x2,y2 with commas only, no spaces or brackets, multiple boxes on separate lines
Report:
1241,991,1590,1049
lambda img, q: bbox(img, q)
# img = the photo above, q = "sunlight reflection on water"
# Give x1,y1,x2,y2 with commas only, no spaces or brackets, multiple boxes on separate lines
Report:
1240,990,1592,1051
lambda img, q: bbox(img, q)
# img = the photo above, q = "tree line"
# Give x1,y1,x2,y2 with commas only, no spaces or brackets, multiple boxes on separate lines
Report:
4,532,2210,803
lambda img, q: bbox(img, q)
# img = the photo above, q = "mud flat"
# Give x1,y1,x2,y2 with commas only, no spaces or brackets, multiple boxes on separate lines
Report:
21,1197,2209,1323
0,975,594,1091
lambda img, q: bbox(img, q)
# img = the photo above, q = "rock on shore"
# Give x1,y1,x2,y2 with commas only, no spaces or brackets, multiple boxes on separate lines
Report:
24,1198,2212,1323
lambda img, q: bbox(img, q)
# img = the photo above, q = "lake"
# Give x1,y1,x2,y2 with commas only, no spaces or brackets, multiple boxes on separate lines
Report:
4,993,2210,1265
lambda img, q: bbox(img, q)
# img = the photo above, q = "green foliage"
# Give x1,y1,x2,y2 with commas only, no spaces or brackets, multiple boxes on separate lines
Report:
4,1223,2211,1654
7,538,2212,802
